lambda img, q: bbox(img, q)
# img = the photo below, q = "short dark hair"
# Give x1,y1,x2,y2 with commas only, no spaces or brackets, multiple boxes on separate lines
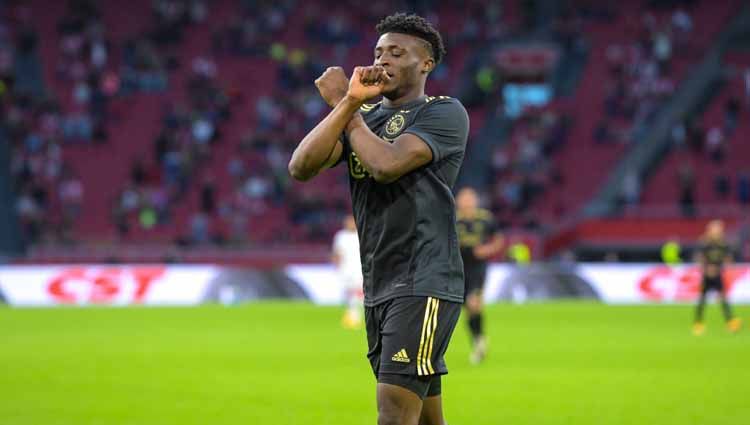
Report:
375,13,446,65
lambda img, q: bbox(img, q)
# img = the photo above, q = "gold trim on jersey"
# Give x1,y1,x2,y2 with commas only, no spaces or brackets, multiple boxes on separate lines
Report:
417,297,439,376
425,95,451,103
359,102,380,112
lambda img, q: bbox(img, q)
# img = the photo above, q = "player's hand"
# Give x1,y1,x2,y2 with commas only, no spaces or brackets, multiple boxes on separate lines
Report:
473,245,492,260
315,67,349,107
346,66,390,103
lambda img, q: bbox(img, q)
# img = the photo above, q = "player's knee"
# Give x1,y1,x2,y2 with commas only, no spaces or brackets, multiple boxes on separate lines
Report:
377,410,400,425
418,409,445,425
467,294,482,313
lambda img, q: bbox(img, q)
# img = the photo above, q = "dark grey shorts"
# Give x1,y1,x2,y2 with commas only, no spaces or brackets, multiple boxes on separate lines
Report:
365,296,460,397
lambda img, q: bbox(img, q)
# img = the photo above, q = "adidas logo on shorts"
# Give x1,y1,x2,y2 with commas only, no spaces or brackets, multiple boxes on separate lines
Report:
392,349,410,363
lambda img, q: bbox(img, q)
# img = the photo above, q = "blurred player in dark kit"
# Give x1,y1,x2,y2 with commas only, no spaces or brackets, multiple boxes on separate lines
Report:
693,220,742,335
455,187,503,364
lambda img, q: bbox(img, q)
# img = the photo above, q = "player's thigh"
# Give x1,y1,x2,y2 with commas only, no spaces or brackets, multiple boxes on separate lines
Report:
376,382,423,425
702,276,724,296
419,393,445,425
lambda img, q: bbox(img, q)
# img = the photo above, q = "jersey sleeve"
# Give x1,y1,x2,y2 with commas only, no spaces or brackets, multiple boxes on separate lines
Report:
403,98,469,163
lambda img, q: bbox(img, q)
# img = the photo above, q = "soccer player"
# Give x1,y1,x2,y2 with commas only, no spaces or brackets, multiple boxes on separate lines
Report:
693,219,742,335
333,215,364,329
288,13,468,425
455,187,504,364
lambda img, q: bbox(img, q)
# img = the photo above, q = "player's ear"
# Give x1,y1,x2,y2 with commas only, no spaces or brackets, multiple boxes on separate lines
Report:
422,58,435,74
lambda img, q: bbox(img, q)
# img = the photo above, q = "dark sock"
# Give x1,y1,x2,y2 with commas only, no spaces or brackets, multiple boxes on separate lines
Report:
720,296,734,322
695,294,706,323
468,313,483,340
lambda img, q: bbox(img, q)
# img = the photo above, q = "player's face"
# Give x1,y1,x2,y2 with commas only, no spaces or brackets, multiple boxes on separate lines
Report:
374,33,433,99
457,188,478,211
707,221,724,239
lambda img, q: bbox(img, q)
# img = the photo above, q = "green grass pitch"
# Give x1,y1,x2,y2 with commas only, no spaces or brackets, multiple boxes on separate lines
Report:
1,302,749,424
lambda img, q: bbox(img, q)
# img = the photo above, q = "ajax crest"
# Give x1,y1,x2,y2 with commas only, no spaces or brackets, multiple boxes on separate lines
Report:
385,113,406,136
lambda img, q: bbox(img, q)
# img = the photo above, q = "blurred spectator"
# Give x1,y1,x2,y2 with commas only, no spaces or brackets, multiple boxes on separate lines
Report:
687,121,704,152
724,97,740,133
652,28,672,71
714,172,730,199
189,212,211,244
122,38,167,92
200,178,216,214
621,171,641,205
670,120,686,148
677,163,695,217
671,7,692,35
594,120,611,144
705,126,725,163
131,159,147,186
491,147,510,175
58,172,84,221
739,172,750,205
16,187,43,243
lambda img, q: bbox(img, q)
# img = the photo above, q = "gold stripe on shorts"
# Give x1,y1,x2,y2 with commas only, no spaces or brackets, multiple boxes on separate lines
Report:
425,299,439,374
417,297,439,376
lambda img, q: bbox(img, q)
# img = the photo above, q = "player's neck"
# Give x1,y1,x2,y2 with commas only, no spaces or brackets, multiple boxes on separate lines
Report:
382,87,426,108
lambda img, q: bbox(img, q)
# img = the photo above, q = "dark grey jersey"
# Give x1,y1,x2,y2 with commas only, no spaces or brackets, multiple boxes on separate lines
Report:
340,95,469,306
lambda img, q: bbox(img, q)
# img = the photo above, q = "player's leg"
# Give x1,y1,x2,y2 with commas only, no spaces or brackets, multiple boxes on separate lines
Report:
376,381,423,425
419,377,445,425
463,265,478,341
693,280,709,335
718,283,742,332
419,397,444,425
466,291,486,363
694,287,708,323
466,291,483,340
719,288,734,322
465,265,487,363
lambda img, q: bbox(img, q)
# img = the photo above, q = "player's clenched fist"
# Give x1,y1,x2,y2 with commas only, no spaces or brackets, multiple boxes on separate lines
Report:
347,66,391,103
315,66,349,107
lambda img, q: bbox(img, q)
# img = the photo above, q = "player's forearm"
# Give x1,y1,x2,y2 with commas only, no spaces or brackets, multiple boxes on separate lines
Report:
489,235,504,254
288,97,360,181
482,239,503,256
346,113,402,183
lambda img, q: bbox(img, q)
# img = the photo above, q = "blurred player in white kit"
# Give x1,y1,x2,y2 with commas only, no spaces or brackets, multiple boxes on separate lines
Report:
332,215,364,329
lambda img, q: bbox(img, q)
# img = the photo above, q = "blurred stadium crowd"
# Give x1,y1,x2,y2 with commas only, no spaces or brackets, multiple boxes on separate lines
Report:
0,0,749,259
